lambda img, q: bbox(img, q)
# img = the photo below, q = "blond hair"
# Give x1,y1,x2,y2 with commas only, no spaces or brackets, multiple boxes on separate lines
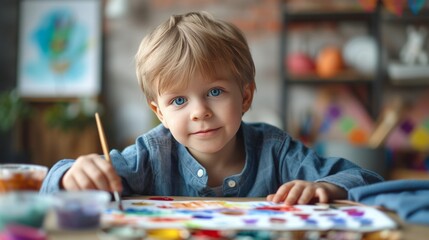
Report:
135,11,255,101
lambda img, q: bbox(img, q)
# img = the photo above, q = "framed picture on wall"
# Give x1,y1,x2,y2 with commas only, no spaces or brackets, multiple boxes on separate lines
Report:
17,0,102,98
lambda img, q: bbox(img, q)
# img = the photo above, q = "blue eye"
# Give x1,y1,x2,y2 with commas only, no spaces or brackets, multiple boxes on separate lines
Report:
172,97,186,106
209,88,222,97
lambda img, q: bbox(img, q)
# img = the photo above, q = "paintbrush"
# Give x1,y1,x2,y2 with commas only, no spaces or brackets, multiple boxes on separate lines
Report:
95,112,123,211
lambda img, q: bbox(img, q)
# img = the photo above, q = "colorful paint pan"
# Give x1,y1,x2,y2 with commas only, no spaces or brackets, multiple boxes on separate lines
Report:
149,197,175,201
146,229,189,239
191,229,228,238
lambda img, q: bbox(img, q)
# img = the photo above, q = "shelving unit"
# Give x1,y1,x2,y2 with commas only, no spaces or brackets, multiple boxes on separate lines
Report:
381,8,429,180
279,3,383,131
279,2,429,179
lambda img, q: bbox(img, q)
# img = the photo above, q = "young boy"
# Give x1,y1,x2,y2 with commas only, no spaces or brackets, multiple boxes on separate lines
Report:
40,11,383,205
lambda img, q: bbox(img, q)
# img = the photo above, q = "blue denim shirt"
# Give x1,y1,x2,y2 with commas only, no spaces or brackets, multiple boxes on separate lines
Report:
40,122,383,196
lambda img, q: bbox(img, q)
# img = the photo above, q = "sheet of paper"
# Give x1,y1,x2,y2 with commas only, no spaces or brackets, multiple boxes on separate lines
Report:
102,200,396,232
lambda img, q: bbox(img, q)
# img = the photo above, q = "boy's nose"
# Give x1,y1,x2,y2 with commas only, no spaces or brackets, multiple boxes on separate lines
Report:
190,101,213,120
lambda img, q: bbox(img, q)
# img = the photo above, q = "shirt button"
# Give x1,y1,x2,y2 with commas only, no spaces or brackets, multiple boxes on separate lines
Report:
227,180,236,188
197,169,204,178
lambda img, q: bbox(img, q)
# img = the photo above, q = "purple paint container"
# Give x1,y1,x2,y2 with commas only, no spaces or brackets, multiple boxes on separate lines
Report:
53,190,110,230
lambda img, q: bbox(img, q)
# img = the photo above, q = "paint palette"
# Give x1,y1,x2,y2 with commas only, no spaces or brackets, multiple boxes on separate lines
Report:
102,200,396,232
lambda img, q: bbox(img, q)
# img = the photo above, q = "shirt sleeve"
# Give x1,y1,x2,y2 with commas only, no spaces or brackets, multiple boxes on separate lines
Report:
314,161,384,191
109,138,154,196
39,135,154,196
39,159,74,194
279,137,384,191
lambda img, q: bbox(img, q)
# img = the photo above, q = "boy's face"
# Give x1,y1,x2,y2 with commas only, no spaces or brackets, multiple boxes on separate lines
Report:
150,73,254,157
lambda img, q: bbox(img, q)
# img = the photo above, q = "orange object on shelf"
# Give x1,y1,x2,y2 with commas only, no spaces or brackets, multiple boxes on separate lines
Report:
316,46,344,78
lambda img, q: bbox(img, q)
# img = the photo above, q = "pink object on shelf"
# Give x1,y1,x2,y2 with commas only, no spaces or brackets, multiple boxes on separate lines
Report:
286,52,315,76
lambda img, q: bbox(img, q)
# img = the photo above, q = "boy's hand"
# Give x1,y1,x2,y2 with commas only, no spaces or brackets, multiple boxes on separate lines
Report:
61,154,123,192
266,180,346,205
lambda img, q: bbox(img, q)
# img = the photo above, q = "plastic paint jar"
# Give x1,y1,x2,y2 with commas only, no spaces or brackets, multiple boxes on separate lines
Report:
0,191,53,230
53,190,110,230
0,164,48,193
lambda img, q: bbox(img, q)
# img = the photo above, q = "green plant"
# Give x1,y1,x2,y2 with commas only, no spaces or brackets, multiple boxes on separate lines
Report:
44,98,102,131
0,90,32,132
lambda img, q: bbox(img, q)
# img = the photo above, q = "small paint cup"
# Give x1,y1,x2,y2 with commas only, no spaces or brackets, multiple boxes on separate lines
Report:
53,190,110,230
0,164,48,192
0,191,53,230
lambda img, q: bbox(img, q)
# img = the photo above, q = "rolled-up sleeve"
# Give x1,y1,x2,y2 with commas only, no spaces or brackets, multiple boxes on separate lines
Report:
280,137,384,191
39,159,74,194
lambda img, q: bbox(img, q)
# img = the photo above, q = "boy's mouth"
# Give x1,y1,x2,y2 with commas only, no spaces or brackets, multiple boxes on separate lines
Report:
192,127,220,135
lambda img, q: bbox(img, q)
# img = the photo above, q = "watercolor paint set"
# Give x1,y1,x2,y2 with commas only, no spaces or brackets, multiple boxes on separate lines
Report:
102,200,396,233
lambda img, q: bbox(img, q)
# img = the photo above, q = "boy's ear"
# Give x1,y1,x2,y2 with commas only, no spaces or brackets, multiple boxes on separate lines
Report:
242,82,255,113
150,101,169,128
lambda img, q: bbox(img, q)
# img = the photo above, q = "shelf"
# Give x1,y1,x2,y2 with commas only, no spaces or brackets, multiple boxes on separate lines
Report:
389,168,429,180
286,79,373,85
286,69,374,84
283,11,374,23
280,5,382,130
387,63,429,86
390,79,429,87
382,9,429,23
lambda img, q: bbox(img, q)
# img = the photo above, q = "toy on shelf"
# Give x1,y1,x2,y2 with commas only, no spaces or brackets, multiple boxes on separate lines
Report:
313,86,374,145
400,26,428,66
386,93,429,152
286,52,315,76
388,25,429,81
316,46,344,78
343,36,377,75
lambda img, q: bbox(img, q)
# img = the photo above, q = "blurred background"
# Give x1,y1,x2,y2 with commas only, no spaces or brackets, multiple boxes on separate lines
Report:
0,0,428,180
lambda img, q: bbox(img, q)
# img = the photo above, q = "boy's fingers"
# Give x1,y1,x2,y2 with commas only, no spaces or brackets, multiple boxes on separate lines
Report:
315,187,329,203
272,183,293,203
271,187,286,203
284,184,304,205
63,174,79,190
297,187,314,204
74,170,97,190
84,161,111,191
94,158,123,192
